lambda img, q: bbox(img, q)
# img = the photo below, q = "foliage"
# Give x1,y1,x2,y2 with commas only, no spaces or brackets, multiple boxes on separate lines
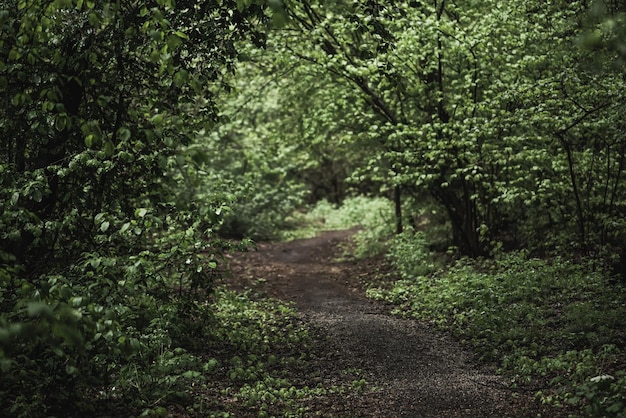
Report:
228,0,626,259
203,40,387,242
367,252,626,416
386,227,441,279
201,288,369,417
3,0,626,415
0,0,283,414
1,274,367,416
285,196,394,258
304,196,392,231
201,287,371,416
199,65,311,240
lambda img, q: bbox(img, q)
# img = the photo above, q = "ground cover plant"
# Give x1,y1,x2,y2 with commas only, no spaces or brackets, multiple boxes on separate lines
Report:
1,276,369,417
367,238,626,417
184,287,366,418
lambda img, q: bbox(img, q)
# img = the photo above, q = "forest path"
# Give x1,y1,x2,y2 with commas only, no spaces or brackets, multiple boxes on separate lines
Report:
229,230,544,417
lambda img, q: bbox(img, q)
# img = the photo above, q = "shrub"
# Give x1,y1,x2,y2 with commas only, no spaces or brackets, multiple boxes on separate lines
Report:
386,227,441,279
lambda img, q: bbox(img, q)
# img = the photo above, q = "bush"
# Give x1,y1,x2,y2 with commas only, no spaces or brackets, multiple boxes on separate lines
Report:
386,227,441,279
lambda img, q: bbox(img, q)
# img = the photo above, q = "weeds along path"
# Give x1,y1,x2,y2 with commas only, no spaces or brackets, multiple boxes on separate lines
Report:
229,230,545,417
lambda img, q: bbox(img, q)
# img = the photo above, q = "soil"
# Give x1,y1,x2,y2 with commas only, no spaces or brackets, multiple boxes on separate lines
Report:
227,229,552,417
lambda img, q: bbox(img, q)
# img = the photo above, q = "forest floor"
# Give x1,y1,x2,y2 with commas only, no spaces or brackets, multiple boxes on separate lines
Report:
227,229,556,417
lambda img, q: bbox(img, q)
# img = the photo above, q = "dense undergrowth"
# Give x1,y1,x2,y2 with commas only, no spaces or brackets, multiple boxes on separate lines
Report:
282,196,395,259
298,197,626,417
4,188,625,416
0,198,376,417
1,280,364,417
365,230,626,417
368,252,626,416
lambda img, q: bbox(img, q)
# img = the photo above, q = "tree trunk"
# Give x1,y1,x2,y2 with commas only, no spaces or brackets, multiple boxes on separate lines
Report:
433,185,483,257
394,185,403,234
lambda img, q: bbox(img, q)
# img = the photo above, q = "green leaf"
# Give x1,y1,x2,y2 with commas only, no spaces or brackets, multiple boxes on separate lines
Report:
55,114,68,131
27,302,54,319
32,190,42,203
149,30,164,42
100,221,110,232
174,30,188,40
117,127,131,142
182,370,201,379
104,140,114,156
150,113,164,125
8,48,20,61
42,101,55,112
88,11,100,27
130,338,141,351
11,93,23,106
119,222,130,234
166,34,183,51
173,69,189,86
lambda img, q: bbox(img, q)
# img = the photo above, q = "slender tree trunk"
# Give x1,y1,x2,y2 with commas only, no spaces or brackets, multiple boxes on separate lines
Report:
394,185,403,234
561,138,586,248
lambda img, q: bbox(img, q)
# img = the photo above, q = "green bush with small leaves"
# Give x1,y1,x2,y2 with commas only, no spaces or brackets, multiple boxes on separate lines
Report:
386,227,441,279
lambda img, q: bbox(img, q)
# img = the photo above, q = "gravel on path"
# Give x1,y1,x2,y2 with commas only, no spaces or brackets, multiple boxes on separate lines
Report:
229,230,549,417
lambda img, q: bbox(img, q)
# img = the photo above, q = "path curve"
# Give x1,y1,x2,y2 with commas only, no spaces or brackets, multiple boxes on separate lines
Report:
230,230,545,417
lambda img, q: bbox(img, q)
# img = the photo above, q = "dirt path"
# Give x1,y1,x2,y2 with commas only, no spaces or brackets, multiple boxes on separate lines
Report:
230,230,546,417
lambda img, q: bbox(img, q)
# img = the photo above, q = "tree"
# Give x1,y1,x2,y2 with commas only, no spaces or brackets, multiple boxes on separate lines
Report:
247,0,626,258
266,0,533,255
0,0,277,414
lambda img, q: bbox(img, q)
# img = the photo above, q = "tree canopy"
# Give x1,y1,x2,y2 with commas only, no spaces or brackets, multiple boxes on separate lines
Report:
226,0,626,257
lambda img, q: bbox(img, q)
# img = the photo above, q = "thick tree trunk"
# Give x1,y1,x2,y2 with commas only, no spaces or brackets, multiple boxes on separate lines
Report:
433,186,483,257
